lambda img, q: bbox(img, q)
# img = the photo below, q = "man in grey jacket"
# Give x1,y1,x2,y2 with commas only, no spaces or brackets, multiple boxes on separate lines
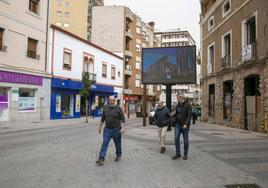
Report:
96,96,126,165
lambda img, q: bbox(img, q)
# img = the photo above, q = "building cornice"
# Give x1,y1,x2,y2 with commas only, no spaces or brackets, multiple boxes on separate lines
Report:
51,25,124,61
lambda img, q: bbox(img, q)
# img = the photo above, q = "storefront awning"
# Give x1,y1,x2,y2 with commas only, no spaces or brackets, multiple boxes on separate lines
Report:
90,84,114,93
51,78,82,90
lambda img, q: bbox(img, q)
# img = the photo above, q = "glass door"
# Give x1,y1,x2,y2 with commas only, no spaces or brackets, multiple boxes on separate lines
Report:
0,88,9,121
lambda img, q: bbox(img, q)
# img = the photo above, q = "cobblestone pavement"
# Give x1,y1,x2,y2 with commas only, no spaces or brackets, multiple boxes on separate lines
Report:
0,118,267,188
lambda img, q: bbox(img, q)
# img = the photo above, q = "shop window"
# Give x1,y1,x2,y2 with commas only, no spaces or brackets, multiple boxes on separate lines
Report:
102,63,107,78
27,37,39,60
111,66,116,80
19,88,36,111
29,0,39,14
63,48,72,70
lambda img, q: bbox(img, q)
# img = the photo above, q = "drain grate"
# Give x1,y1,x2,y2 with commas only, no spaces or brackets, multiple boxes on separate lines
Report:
225,183,261,188
210,132,224,135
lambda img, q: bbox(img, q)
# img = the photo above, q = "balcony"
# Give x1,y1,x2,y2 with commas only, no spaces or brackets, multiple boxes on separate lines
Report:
242,42,256,62
221,54,231,69
125,30,133,39
125,65,132,76
0,45,7,52
26,51,40,60
125,9,133,21
125,50,132,58
124,88,132,94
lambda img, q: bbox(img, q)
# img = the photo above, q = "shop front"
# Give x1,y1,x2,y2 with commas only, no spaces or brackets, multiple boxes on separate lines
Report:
0,70,50,121
89,84,117,117
50,78,82,119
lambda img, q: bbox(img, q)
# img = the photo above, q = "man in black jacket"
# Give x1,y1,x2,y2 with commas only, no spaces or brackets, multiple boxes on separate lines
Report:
96,96,126,165
154,101,170,153
172,94,192,160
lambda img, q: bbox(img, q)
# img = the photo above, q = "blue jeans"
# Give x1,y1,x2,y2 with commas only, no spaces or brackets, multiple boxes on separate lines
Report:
174,123,189,157
99,126,122,160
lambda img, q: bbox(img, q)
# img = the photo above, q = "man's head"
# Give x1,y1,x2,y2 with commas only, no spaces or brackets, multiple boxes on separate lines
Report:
108,96,116,105
177,94,185,104
158,100,164,108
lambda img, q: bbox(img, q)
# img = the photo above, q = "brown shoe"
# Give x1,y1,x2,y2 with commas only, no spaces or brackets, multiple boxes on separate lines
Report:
160,147,166,153
96,159,104,165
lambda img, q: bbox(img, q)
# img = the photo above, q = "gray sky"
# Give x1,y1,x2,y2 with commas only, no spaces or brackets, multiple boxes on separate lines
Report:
105,0,201,48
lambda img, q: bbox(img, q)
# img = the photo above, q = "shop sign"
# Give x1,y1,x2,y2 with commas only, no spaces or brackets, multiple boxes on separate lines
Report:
0,70,43,85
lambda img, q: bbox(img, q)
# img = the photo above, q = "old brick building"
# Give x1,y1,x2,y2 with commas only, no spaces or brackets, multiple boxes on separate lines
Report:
200,0,268,132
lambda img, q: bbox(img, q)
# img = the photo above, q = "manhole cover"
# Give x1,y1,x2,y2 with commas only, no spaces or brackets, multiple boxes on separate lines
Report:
225,183,261,188
210,132,224,135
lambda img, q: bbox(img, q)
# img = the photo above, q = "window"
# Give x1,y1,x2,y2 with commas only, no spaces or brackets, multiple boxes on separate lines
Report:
27,38,39,59
222,0,231,17
18,88,36,111
135,79,141,87
83,55,94,73
244,16,256,46
136,44,141,52
56,22,62,26
222,32,231,66
63,48,72,70
207,43,215,74
136,61,140,70
102,63,107,78
63,23,69,28
29,0,39,14
111,66,116,80
0,28,6,52
65,2,70,7
57,2,62,6
64,12,70,17
57,11,62,16
208,16,214,31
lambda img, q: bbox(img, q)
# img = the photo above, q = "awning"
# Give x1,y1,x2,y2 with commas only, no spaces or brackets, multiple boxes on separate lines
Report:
90,84,114,94
51,78,82,90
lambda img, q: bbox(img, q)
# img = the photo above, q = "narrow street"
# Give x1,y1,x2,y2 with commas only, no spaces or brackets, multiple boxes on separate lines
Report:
0,118,267,188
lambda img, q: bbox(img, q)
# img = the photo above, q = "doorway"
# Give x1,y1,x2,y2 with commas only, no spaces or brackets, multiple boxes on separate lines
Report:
244,75,260,131
223,81,233,121
208,84,215,117
0,87,9,121
61,94,74,118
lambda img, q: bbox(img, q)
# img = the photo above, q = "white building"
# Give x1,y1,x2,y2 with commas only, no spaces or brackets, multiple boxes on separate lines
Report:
49,25,124,119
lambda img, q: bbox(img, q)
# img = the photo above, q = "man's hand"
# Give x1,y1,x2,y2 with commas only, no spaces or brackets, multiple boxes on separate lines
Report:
119,125,126,134
170,111,176,116
98,123,103,134
183,124,188,129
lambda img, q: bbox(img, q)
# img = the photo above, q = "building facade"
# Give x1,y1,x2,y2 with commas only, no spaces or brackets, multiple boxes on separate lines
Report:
200,0,268,132
91,6,157,116
0,0,51,122
50,0,103,40
49,25,123,119
155,30,201,105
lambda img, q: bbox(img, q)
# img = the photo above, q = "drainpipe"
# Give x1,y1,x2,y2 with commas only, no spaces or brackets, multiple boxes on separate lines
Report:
45,0,50,73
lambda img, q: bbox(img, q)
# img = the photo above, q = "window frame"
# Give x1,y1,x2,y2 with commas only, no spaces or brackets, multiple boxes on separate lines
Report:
207,42,215,74
29,0,39,15
62,48,72,70
111,65,116,80
18,88,37,112
102,62,107,78
222,0,231,17
208,16,214,31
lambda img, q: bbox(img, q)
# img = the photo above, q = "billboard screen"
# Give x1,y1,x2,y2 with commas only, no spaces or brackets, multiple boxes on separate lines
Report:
142,46,196,84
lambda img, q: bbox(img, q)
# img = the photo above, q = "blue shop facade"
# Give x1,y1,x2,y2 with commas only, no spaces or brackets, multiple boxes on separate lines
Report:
50,78,82,119
89,84,117,117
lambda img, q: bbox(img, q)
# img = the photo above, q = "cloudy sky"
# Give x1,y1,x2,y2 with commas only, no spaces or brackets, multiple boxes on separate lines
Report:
104,0,201,48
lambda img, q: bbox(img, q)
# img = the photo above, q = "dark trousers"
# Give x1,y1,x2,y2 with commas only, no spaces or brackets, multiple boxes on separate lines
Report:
174,124,189,157
99,126,122,160
192,113,197,124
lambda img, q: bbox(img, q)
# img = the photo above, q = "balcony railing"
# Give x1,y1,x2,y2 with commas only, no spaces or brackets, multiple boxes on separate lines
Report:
0,45,7,52
125,50,132,58
125,30,133,39
124,88,132,94
125,65,132,76
26,51,40,60
221,54,231,68
242,42,256,62
88,73,96,82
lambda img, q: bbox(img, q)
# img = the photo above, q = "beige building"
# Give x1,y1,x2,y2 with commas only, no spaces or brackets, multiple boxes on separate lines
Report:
200,0,268,132
50,0,103,40
0,0,51,121
91,6,157,115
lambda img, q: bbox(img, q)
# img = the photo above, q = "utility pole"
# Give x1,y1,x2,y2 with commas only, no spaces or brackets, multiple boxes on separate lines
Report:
142,84,147,127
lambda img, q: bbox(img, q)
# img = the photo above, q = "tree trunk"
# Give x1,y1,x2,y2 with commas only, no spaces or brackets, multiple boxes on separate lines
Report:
85,96,88,123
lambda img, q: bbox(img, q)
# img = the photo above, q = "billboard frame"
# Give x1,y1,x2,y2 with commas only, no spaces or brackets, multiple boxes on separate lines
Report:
141,45,197,85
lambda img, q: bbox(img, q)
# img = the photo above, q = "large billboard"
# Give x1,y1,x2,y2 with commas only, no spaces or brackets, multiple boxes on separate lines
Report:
142,46,196,84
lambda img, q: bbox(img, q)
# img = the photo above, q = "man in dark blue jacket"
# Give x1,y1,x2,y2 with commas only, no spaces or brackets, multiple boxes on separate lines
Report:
172,94,192,160
154,101,170,153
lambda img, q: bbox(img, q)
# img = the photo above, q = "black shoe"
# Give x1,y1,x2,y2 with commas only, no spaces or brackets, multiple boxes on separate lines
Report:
183,156,188,160
96,159,104,165
114,156,121,162
160,147,166,153
172,155,181,160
